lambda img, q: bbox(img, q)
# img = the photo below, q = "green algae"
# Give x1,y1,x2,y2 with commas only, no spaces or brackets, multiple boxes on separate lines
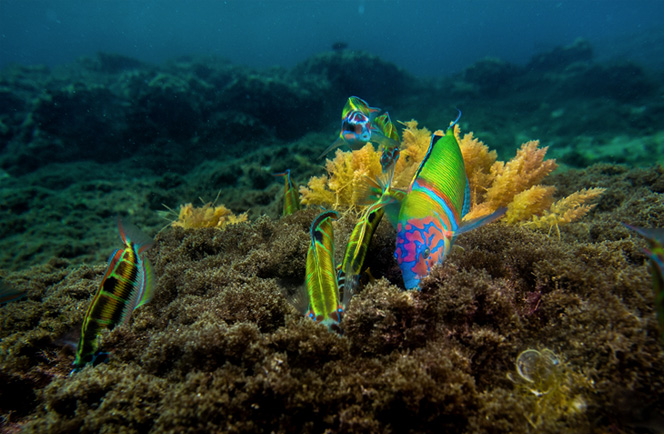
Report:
0,163,663,433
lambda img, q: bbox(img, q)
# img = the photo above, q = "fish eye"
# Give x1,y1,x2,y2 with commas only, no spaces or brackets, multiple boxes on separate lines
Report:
423,248,430,259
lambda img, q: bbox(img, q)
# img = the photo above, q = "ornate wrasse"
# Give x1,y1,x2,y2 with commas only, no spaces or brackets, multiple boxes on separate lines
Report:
319,96,399,160
395,123,505,290
305,210,344,331
73,217,155,370
274,169,301,216
338,151,405,298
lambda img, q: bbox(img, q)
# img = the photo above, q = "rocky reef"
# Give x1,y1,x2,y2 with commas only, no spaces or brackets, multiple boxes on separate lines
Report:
1,40,664,433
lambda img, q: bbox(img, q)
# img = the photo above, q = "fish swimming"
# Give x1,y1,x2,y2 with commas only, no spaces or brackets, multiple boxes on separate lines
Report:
305,210,344,331
623,223,664,339
318,96,399,159
338,151,405,298
274,169,301,216
73,217,155,371
0,279,26,305
394,115,505,289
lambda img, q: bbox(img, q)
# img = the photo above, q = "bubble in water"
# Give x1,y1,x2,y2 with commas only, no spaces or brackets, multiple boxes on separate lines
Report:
515,348,561,395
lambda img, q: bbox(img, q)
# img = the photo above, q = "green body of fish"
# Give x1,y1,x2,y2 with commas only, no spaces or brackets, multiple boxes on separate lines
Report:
305,211,342,331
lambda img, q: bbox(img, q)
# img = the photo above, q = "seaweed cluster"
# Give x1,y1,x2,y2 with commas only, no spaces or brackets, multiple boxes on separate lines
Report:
301,121,604,232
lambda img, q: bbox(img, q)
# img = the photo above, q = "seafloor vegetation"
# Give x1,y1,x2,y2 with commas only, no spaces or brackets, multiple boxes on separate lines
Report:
1,39,663,433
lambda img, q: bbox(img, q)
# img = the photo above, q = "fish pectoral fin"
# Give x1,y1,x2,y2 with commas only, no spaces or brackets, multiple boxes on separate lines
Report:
287,284,310,315
458,207,507,235
369,130,399,150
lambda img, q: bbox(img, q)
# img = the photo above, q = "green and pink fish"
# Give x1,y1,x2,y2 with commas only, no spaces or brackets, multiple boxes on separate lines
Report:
392,114,505,290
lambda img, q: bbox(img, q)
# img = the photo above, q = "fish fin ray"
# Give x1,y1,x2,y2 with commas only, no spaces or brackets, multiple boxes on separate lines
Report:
458,207,506,234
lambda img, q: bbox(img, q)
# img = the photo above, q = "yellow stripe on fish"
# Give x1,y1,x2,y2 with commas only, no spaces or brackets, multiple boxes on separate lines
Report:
73,217,155,371
305,210,343,332
273,169,301,216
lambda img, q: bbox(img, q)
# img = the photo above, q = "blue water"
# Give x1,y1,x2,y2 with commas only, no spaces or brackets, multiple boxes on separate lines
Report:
1,0,663,76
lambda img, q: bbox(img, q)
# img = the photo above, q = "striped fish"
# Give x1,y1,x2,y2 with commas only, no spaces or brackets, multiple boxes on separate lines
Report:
319,96,395,159
274,169,301,216
395,116,505,290
623,223,664,340
338,151,405,299
0,279,26,305
305,210,343,331
73,217,155,370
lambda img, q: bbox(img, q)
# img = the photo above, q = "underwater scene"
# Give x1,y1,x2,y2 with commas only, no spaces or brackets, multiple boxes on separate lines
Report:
1,1,664,433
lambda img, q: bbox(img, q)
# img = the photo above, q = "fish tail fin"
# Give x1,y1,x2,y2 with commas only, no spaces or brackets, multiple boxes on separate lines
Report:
272,169,290,179
117,217,154,254
356,151,398,206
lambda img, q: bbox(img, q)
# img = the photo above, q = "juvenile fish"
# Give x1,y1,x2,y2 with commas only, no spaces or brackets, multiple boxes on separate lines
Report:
305,211,344,331
338,151,404,298
274,169,301,216
319,96,398,159
73,217,155,370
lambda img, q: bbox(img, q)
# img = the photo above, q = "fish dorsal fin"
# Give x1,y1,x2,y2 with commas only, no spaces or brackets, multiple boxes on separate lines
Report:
461,178,471,218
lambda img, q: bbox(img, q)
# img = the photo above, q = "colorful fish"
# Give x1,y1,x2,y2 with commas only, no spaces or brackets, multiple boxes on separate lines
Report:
393,116,505,290
273,169,301,216
305,210,344,331
318,96,399,159
623,223,664,339
373,112,401,171
0,279,26,305
73,217,155,371
338,152,405,298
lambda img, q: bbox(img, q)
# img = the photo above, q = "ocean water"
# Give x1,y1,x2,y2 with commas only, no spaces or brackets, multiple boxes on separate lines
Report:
1,1,664,433
2,0,664,75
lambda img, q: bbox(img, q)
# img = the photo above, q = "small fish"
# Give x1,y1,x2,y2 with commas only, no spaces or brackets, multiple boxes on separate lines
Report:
338,154,404,298
273,169,301,216
305,210,344,331
623,223,664,338
373,112,401,171
331,41,348,52
0,279,26,305
73,217,155,371
318,96,399,158
393,114,505,289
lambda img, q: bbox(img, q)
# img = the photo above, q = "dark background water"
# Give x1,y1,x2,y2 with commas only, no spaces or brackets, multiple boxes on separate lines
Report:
2,0,663,76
